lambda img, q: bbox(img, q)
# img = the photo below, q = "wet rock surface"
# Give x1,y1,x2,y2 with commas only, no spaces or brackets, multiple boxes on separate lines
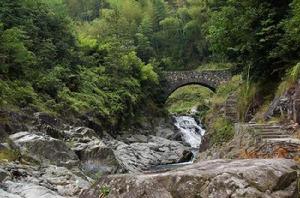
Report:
80,159,299,198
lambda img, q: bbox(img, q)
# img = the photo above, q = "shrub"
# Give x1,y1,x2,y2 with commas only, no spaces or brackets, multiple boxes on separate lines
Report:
211,117,234,145
276,62,300,96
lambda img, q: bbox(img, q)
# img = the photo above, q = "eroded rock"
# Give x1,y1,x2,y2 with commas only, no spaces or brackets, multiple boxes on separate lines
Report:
112,136,192,172
80,159,299,198
9,132,79,166
0,162,93,198
65,127,122,175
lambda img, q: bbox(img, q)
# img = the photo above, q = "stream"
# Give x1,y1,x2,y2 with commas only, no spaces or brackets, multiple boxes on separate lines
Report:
174,115,205,149
149,115,205,172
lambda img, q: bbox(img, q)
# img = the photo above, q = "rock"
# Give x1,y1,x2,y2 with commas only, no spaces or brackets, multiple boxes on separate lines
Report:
113,136,192,172
197,122,300,161
0,162,93,198
0,188,23,198
80,159,299,198
9,132,79,166
4,181,65,198
0,167,9,182
34,112,61,128
64,126,99,140
119,134,149,144
64,127,122,175
72,138,122,175
155,126,175,139
0,110,30,135
39,165,91,196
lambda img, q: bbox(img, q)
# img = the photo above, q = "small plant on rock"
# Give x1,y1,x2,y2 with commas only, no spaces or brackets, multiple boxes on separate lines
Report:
99,186,110,197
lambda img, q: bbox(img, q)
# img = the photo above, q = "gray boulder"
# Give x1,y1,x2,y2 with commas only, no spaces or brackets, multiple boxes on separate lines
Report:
72,139,122,175
112,136,192,172
80,159,299,198
9,132,79,166
65,127,122,175
0,167,9,182
4,182,65,198
0,162,93,198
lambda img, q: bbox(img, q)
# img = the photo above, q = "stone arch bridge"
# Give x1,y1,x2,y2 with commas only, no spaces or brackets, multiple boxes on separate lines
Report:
161,70,232,100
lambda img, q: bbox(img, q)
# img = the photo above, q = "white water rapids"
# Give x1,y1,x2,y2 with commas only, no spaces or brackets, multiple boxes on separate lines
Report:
174,116,205,149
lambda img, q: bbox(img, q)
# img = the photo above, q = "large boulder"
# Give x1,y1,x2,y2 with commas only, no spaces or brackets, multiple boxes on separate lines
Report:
3,182,65,198
112,136,192,172
65,127,122,175
72,139,122,175
80,159,299,198
9,132,79,166
0,162,93,198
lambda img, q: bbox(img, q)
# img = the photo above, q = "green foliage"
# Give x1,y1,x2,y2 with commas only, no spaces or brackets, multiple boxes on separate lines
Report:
166,85,213,115
100,186,110,196
0,0,161,130
276,62,300,96
0,80,41,109
0,27,34,78
210,75,242,106
196,63,233,71
2,0,300,132
205,0,300,83
211,117,234,145
287,62,300,83
237,83,257,122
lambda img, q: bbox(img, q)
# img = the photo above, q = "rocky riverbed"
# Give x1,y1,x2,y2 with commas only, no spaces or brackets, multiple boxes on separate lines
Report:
0,111,299,198
0,111,199,197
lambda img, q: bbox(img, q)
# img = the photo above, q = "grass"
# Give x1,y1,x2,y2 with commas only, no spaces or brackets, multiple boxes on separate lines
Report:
211,117,234,145
276,62,300,96
166,85,213,115
196,62,234,71
99,186,110,197
209,75,242,108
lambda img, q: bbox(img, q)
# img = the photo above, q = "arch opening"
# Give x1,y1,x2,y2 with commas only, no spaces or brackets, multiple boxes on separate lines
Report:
165,84,214,115
167,82,216,97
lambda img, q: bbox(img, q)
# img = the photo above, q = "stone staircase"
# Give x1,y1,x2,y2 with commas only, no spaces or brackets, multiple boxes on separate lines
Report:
235,123,297,143
224,94,239,123
249,124,291,142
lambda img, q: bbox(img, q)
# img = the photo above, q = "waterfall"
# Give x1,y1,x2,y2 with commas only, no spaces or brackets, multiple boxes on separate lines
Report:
174,116,205,149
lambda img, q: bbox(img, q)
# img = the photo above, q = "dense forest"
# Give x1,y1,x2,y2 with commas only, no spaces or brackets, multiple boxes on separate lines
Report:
1,0,300,129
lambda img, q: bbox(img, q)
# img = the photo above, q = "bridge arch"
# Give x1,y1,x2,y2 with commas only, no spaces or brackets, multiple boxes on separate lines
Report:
161,70,232,101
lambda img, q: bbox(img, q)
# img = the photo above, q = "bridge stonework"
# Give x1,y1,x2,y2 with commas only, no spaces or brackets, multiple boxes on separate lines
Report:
162,70,232,99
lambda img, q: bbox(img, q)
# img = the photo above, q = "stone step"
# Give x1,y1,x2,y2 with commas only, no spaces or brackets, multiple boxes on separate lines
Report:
225,113,237,116
260,135,290,139
251,126,282,129
258,132,284,135
226,103,236,108
263,138,300,144
256,129,284,133
225,98,237,102
225,110,237,113
247,124,281,127
225,109,237,112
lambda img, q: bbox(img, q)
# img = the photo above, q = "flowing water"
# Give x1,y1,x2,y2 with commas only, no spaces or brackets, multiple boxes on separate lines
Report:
148,115,205,172
174,115,205,149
